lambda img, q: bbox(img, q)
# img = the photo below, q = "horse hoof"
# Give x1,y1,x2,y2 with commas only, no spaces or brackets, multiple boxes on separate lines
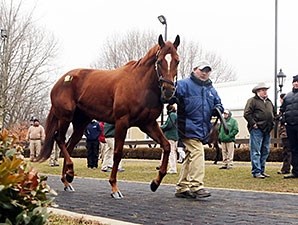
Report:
111,191,123,199
150,180,159,192
65,173,74,183
64,184,75,192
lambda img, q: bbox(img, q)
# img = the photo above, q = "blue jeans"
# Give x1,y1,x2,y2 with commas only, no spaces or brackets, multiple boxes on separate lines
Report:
249,128,270,176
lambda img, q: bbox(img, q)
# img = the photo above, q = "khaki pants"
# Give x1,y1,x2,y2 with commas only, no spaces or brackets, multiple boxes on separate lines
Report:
101,138,123,170
160,140,177,173
221,142,235,167
50,142,60,165
29,139,41,160
176,138,205,193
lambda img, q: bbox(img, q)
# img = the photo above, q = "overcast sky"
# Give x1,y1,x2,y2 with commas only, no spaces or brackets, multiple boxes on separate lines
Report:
24,0,298,92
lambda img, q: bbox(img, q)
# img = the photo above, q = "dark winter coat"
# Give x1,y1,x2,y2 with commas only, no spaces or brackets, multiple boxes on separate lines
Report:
243,95,274,133
280,88,298,126
84,121,101,141
175,73,224,144
160,111,178,141
104,123,115,138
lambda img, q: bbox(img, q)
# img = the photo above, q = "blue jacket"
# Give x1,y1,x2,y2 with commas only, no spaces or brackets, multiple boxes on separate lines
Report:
84,121,101,141
175,73,223,144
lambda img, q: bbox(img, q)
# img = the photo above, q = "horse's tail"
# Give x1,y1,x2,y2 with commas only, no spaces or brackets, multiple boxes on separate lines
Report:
37,107,57,162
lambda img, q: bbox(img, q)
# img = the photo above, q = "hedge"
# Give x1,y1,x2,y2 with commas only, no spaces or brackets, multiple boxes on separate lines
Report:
23,147,284,162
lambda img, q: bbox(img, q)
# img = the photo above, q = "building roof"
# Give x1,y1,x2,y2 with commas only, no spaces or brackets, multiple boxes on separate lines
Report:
214,80,292,111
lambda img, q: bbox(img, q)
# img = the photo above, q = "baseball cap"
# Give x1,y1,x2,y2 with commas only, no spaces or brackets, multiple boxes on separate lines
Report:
194,60,212,71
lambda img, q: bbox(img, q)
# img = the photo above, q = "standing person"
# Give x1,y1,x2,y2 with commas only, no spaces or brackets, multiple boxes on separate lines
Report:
49,143,60,167
159,104,178,174
281,75,298,179
84,120,101,169
98,121,106,162
244,82,274,179
101,123,124,172
177,140,186,164
174,60,224,199
218,109,239,169
49,123,73,167
26,118,45,162
277,93,291,174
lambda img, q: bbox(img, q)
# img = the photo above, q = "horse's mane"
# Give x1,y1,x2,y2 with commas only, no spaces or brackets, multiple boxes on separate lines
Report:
122,44,160,69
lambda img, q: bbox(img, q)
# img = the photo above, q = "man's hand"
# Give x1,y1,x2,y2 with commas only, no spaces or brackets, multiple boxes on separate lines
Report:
212,107,221,117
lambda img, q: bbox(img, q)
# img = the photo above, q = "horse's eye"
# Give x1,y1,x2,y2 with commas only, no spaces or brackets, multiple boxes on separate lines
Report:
157,60,162,65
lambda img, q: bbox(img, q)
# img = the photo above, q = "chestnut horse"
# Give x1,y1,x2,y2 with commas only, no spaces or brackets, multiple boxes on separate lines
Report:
38,35,180,199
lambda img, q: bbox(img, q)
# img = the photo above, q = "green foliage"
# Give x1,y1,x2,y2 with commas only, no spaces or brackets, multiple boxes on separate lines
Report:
0,129,56,225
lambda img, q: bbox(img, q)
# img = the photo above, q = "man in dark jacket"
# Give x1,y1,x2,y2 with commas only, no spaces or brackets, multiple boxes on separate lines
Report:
277,93,291,175
280,75,298,179
244,82,274,179
84,120,101,169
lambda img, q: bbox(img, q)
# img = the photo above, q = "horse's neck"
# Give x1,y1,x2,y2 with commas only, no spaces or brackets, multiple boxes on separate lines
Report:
132,45,159,87
139,45,159,66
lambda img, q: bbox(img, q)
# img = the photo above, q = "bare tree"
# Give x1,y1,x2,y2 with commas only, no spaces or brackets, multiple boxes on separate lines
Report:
0,0,58,128
92,30,236,83
177,38,236,82
92,30,157,69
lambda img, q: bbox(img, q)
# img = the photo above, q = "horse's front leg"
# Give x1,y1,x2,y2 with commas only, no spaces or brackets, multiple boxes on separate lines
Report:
140,121,170,192
109,123,127,199
109,146,124,199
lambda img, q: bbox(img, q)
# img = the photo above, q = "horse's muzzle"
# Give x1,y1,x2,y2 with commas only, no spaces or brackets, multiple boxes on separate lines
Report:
161,85,176,101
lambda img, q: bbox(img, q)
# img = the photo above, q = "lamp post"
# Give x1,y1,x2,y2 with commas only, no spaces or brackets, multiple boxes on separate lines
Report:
274,0,278,116
157,15,168,125
273,0,278,140
273,69,286,139
277,69,286,93
157,15,167,41
0,29,8,129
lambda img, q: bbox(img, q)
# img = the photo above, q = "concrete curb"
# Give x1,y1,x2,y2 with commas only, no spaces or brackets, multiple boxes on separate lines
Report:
48,207,142,225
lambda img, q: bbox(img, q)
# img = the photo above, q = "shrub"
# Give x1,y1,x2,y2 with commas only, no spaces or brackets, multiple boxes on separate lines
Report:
0,129,56,225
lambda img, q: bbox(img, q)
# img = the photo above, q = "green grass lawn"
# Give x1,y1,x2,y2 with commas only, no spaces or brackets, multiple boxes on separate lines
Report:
31,158,298,193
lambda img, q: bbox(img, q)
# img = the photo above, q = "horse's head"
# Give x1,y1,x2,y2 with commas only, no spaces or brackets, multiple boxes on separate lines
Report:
155,34,180,101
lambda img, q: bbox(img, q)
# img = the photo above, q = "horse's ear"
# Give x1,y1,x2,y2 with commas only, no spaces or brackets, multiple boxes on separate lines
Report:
173,35,180,48
158,34,165,48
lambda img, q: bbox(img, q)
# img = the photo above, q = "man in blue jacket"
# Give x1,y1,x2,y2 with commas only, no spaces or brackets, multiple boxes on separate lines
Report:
84,120,101,169
174,60,224,199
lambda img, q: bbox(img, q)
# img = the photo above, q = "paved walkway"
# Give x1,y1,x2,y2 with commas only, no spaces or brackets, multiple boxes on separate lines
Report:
47,175,298,225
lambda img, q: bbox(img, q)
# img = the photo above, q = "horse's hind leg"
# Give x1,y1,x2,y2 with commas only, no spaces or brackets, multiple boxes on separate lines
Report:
61,115,90,191
54,120,75,190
